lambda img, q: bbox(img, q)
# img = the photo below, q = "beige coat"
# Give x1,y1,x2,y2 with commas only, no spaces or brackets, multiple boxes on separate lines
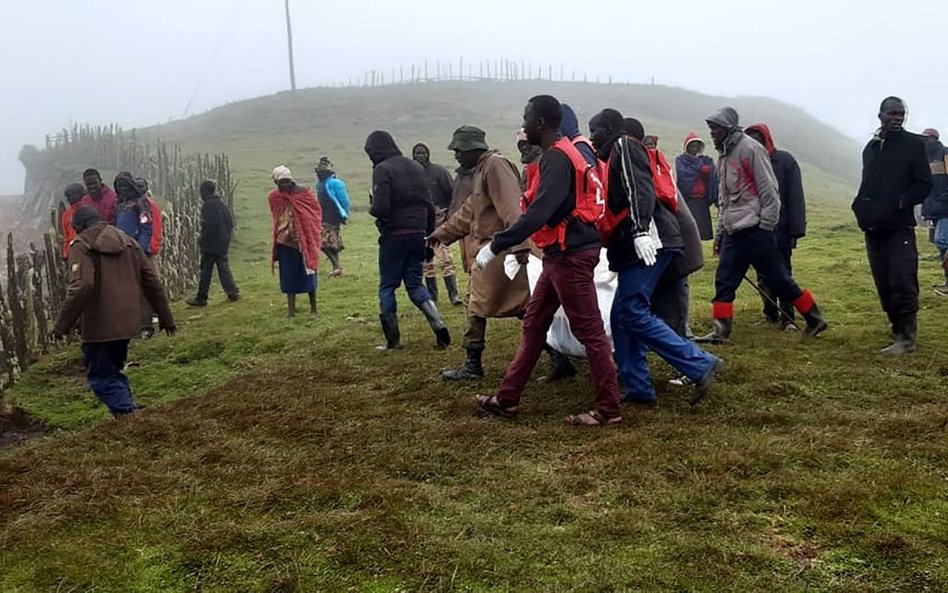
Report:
431,151,534,318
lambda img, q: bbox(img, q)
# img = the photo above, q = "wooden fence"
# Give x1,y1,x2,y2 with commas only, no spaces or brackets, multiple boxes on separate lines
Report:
2,129,235,397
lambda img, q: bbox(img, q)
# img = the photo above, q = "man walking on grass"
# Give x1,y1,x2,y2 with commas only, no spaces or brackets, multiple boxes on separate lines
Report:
852,97,932,353
920,128,948,295
413,142,463,306
473,95,622,427
51,207,176,418
187,180,240,306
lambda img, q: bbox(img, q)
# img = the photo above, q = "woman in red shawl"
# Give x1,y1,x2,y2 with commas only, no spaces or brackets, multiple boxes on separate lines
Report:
269,165,322,317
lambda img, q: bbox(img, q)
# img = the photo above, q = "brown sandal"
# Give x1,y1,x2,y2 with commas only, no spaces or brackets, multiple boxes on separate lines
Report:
473,394,518,418
564,410,623,427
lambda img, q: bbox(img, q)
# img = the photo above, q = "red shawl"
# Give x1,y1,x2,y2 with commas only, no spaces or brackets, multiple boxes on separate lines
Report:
269,186,323,273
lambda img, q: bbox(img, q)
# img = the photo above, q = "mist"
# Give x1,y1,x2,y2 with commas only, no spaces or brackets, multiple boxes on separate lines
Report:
1,0,945,194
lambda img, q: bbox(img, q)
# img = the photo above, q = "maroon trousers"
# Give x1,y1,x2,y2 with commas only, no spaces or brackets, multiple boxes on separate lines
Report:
496,247,621,418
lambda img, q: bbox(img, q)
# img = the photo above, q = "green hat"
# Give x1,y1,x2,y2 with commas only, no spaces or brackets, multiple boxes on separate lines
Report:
448,125,489,152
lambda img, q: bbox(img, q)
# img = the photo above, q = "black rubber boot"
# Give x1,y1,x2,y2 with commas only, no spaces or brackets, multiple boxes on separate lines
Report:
881,313,916,355
544,344,577,382
444,275,463,306
376,312,401,351
425,277,439,303
442,348,484,380
695,318,732,344
419,300,451,348
801,303,828,338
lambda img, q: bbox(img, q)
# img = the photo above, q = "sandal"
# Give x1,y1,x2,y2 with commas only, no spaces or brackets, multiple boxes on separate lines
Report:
564,410,623,427
473,394,518,418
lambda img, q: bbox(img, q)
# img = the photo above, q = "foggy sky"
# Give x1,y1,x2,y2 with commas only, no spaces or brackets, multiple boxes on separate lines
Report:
1,0,945,194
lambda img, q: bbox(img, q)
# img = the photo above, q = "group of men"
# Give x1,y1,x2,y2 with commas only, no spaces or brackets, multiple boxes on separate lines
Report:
366,93,938,427
53,170,241,416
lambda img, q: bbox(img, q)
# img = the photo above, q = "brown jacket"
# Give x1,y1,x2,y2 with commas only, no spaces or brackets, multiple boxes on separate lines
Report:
53,223,174,342
430,150,534,318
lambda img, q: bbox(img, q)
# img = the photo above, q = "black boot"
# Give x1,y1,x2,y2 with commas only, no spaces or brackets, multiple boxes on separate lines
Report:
881,313,916,354
419,300,451,348
442,348,484,380
425,277,439,303
801,303,828,338
695,318,732,344
376,312,401,351
444,275,463,306
544,345,577,382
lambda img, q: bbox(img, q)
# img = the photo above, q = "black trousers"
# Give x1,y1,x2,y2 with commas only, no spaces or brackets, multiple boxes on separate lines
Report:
757,245,795,321
197,253,239,300
714,226,804,307
865,228,918,317
652,274,690,338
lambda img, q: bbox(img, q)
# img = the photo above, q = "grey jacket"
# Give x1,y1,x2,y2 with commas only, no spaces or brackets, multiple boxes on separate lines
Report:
715,130,781,235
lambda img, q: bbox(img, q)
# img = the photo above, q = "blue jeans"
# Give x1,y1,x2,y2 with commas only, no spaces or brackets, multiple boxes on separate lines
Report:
935,218,948,260
611,251,717,401
378,233,431,314
82,340,135,416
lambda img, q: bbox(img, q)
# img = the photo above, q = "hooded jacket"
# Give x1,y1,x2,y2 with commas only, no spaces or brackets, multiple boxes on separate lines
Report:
745,124,806,247
921,136,948,221
199,194,234,255
53,222,173,342
560,104,597,164
366,131,435,234
113,171,154,255
852,130,932,231
412,142,455,214
707,108,781,236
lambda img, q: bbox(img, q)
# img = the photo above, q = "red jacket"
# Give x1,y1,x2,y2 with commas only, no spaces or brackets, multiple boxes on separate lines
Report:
61,203,81,259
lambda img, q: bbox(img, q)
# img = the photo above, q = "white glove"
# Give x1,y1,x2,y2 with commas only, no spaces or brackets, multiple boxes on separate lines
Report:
475,243,496,269
633,235,658,266
503,254,521,280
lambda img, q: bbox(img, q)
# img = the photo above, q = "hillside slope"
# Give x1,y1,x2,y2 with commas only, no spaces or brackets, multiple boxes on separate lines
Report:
142,81,861,196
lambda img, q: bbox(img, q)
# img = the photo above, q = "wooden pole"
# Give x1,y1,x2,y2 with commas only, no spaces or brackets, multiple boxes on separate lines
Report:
284,0,297,91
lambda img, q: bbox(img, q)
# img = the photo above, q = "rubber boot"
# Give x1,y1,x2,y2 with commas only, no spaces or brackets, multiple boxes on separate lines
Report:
425,277,439,303
801,303,828,338
544,344,577,382
442,348,484,380
419,300,451,348
691,358,724,406
444,275,463,306
376,312,401,351
881,313,916,355
695,318,732,344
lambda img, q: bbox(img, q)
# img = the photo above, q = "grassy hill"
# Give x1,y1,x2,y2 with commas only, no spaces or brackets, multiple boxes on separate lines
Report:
1,83,946,591
143,81,862,202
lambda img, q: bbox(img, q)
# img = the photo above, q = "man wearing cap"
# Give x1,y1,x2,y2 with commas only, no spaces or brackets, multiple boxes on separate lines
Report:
50,207,176,418
675,133,719,241
428,125,533,379
412,142,462,306
920,128,948,294
852,97,932,353
698,106,828,344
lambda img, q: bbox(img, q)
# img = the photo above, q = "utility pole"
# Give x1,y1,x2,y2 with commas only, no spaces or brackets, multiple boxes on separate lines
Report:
284,0,297,91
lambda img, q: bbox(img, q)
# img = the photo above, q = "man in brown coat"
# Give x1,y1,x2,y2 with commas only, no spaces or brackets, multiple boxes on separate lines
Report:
51,207,176,417
428,126,534,380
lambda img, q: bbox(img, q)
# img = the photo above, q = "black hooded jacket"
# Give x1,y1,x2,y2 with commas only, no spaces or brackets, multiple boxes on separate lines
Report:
412,142,454,212
366,131,435,234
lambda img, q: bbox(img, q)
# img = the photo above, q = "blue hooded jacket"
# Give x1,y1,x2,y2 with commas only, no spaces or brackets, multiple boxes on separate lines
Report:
560,104,597,165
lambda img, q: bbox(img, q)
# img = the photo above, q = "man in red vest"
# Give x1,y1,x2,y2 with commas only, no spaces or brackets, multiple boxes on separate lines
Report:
472,95,621,427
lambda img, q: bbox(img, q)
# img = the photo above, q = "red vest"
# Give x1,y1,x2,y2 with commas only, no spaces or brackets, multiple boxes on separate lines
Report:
522,137,605,250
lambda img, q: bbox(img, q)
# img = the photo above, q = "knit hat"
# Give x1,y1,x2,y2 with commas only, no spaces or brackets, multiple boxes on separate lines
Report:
272,165,293,182
923,128,940,139
706,106,740,129
316,156,334,173
683,131,705,151
448,126,489,152
63,182,86,202
71,206,100,232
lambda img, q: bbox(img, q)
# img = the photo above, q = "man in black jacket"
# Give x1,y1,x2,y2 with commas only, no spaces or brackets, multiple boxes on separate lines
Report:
412,142,462,305
852,97,932,354
187,180,239,306
746,123,807,330
365,130,450,350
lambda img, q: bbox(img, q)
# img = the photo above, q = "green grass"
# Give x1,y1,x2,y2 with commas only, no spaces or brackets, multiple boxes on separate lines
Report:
1,83,947,591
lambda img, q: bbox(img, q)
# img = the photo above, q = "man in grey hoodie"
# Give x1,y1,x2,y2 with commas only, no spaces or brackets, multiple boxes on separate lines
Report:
697,107,828,344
